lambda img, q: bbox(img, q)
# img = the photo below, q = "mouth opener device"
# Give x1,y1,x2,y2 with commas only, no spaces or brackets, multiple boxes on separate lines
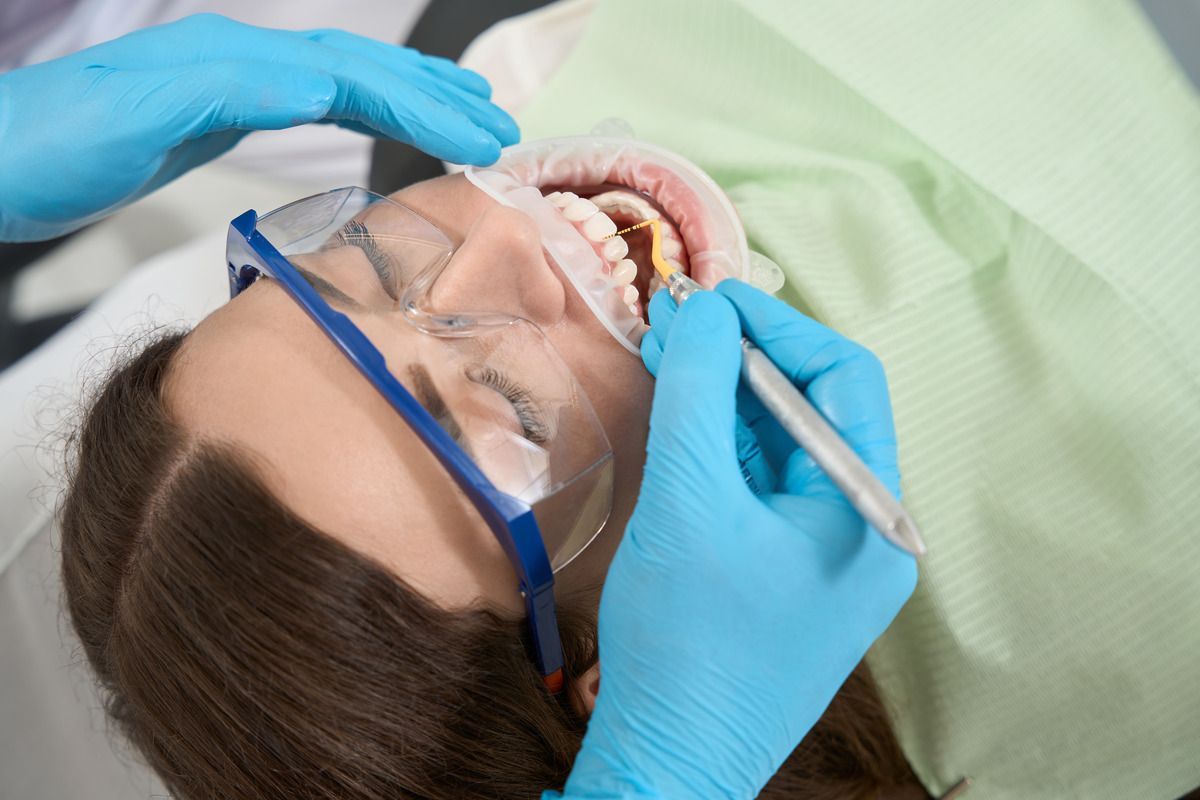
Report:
609,219,927,558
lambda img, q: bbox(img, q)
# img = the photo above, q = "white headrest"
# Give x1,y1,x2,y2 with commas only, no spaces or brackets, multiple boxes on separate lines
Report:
0,230,228,573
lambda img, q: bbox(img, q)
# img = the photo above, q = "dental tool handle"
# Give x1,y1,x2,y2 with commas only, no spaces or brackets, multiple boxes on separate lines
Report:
739,340,925,556
665,272,926,557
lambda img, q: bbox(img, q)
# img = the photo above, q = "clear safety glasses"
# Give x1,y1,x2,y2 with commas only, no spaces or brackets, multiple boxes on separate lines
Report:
225,187,615,691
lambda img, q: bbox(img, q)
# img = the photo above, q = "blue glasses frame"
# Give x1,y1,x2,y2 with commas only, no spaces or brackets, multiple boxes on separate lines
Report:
227,209,566,692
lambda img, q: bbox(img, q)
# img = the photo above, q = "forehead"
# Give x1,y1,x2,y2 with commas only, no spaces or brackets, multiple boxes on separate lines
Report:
386,173,494,244
167,184,521,609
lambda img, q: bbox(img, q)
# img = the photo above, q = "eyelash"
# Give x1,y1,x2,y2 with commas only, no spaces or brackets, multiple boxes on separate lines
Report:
338,220,395,292
468,366,550,445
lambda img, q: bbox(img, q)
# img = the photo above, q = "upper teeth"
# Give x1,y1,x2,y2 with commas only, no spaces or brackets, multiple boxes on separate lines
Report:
602,235,629,261
582,212,618,241
545,191,576,208
660,235,682,259
542,187,683,318
612,259,637,284
563,197,599,222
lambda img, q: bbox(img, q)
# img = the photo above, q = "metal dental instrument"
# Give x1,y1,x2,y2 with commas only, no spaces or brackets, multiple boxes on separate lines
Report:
608,219,927,557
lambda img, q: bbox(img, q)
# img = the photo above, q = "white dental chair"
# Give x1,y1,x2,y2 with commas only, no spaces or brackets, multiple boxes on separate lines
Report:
0,167,330,799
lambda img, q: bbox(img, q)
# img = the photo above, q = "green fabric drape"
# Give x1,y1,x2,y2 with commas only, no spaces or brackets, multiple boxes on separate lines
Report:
517,2,1200,797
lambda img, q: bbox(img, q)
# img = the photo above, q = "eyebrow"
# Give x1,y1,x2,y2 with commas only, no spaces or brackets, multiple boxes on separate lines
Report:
289,270,466,447
406,363,464,445
294,265,361,309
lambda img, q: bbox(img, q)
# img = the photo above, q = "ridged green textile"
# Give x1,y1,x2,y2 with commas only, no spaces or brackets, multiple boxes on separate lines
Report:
517,2,1200,798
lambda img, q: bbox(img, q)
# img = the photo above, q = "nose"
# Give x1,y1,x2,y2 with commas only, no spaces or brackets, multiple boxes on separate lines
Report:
429,205,566,327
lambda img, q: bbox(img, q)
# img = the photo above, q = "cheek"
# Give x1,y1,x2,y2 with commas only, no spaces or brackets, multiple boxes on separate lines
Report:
545,336,654,599
272,401,523,610
569,342,653,459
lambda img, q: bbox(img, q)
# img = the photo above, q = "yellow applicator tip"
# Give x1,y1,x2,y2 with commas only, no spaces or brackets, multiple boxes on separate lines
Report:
604,218,676,281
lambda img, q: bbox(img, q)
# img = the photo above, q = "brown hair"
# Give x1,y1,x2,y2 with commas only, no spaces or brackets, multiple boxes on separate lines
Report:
59,330,926,800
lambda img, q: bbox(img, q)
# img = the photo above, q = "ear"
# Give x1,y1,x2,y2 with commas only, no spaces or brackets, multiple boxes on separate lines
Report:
569,662,601,717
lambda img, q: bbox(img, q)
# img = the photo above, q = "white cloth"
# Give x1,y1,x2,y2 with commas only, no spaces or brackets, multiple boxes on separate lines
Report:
458,0,593,120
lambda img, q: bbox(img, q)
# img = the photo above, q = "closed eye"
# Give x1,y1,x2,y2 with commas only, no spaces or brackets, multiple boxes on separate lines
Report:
336,220,397,299
467,366,550,445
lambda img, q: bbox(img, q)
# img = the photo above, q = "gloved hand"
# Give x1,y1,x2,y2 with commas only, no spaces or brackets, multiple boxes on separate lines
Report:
0,13,519,242
551,280,918,799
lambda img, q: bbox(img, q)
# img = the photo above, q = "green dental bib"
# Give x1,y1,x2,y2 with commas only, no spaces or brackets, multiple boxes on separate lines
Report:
518,2,1200,798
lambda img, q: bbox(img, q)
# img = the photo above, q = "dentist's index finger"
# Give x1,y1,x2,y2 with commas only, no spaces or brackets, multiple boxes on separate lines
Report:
715,280,899,488
119,16,493,100
129,15,517,163
299,28,496,99
299,28,518,146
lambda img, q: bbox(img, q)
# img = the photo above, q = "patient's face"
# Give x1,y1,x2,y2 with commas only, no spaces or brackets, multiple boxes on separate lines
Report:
168,175,653,613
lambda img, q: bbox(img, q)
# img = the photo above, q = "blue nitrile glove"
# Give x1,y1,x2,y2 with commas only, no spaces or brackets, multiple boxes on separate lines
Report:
549,280,918,800
0,13,519,242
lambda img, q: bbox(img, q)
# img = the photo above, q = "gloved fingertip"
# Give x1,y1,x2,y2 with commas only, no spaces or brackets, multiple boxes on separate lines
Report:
673,291,738,338
456,67,494,99
424,56,494,99
296,70,338,117
714,276,764,308
472,101,519,147
646,288,676,330
640,328,664,376
456,130,502,166
494,112,521,147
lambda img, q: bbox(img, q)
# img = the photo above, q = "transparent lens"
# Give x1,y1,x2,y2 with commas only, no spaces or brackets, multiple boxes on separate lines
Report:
257,187,453,308
404,324,614,569
247,188,614,571
532,455,612,571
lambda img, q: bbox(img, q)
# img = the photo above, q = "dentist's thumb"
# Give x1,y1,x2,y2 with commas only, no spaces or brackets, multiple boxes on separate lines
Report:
636,292,751,536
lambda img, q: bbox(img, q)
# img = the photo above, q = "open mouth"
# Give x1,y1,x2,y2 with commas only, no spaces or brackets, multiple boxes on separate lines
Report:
538,182,689,321
464,137,751,352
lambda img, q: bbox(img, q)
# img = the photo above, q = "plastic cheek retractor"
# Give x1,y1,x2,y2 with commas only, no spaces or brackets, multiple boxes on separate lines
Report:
464,134,784,355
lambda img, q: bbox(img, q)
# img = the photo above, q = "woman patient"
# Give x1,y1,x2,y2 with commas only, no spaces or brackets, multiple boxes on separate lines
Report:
60,159,926,799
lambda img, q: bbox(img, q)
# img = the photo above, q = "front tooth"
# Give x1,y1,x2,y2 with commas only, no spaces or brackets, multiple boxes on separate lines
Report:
602,235,629,261
563,197,599,222
621,284,639,305
612,259,637,284
543,191,563,205
627,303,640,316
583,212,618,241
664,258,684,275
553,191,578,208
660,235,683,259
